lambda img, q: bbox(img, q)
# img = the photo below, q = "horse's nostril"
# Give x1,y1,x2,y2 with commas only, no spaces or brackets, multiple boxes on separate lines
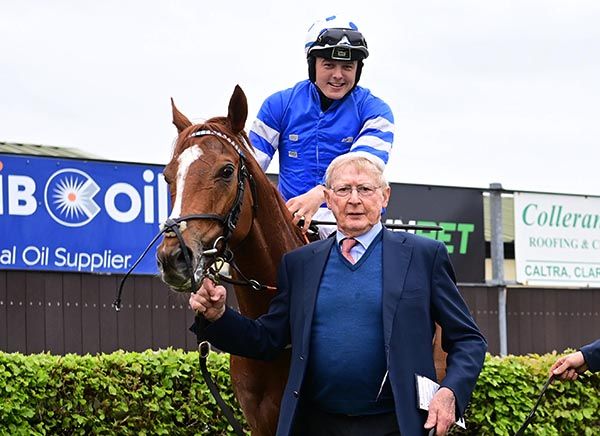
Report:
175,245,195,267
157,244,194,273
156,248,170,268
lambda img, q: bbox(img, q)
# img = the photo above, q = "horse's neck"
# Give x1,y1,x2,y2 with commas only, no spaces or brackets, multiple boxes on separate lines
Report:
231,180,303,318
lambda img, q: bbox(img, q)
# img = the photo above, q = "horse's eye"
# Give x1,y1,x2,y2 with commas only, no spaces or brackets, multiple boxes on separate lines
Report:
219,164,235,180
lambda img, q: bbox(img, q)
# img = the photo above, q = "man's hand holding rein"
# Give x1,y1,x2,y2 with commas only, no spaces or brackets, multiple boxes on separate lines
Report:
189,278,227,322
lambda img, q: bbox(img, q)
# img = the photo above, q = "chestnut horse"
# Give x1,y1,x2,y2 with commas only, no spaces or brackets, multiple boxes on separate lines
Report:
156,85,304,435
156,86,447,435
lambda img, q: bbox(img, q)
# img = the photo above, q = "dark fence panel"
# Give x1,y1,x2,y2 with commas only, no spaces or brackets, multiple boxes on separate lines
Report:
25,271,45,353
460,286,500,355
99,274,119,353
5,271,26,352
45,273,64,354
1,271,598,357
63,273,82,353
151,276,170,348
505,287,600,355
0,271,6,350
81,274,101,354
460,285,600,356
1,271,197,354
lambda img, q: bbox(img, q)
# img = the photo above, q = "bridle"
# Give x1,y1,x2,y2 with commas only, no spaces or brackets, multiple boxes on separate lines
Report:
158,129,258,296
112,128,271,311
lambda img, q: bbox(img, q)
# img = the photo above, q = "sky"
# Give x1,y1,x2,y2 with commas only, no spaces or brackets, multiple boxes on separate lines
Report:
2,0,600,196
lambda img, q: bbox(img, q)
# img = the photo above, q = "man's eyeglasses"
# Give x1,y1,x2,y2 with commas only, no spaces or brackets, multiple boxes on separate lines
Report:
329,184,380,198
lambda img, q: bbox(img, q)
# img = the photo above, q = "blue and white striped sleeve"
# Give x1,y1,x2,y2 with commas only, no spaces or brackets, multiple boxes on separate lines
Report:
249,95,283,171
349,97,394,168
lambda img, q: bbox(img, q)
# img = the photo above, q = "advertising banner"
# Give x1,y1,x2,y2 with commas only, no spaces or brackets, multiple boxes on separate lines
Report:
0,154,169,275
514,192,600,286
383,184,485,283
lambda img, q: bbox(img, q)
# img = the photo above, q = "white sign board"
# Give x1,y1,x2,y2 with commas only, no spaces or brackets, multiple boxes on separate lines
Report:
514,192,600,287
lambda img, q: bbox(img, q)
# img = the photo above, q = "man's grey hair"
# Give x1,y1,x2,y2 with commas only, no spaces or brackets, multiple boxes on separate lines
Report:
324,152,389,188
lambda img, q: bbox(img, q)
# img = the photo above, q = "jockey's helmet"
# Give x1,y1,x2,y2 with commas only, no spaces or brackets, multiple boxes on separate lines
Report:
304,15,369,84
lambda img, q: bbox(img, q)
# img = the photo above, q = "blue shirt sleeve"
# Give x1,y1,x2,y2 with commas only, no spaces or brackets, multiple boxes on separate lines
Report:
249,92,286,171
349,93,394,166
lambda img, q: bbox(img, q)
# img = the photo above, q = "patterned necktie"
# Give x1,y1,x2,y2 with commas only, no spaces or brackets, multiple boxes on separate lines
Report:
341,238,358,264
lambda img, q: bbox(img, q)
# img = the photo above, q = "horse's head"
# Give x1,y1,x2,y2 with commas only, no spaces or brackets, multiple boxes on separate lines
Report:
156,85,255,292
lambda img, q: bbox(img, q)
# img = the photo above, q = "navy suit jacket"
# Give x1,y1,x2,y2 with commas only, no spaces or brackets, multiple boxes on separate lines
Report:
581,339,600,372
199,228,487,436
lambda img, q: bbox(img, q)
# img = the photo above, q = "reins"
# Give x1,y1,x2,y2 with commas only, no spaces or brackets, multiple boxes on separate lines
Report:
213,251,278,292
513,374,554,435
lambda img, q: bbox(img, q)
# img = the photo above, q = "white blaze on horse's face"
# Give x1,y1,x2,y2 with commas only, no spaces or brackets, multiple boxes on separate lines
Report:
169,144,203,221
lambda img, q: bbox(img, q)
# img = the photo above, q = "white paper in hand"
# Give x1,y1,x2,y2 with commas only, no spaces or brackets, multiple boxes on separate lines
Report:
415,374,466,429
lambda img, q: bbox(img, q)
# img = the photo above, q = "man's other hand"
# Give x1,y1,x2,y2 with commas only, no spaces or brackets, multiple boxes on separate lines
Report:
424,387,456,436
286,185,326,233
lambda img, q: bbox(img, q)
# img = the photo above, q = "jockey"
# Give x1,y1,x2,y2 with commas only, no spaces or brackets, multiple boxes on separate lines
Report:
249,15,395,237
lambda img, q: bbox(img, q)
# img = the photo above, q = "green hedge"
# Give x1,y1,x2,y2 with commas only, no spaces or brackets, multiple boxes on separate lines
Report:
1,350,598,435
0,349,246,435
456,352,599,435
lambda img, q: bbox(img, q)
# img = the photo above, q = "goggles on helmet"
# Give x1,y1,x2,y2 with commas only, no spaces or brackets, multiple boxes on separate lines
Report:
315,28,367,49
307,28,368,60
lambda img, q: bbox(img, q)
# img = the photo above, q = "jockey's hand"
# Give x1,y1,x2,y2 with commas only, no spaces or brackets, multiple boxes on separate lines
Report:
189,278,226,322
550,351,588,381
286,185,326,233
424,387,456,436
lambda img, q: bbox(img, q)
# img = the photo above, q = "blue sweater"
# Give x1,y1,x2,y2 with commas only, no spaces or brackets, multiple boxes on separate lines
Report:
304,235,393,415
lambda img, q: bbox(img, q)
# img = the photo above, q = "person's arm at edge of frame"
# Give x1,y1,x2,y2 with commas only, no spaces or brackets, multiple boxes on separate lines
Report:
550,338,600,380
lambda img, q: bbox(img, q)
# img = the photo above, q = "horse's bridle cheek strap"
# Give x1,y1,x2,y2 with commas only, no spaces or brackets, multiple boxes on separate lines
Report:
224,157,248,236
228,169,258,247
188,129,254,237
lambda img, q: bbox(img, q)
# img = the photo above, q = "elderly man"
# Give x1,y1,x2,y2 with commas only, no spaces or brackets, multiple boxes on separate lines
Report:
190,154,487,436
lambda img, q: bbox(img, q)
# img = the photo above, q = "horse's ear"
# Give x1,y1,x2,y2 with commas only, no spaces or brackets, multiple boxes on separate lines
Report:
171,98,192,133
227,85,248,134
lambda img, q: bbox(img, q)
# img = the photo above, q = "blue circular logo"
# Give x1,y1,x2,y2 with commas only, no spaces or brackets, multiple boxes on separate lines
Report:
44,168,101,227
